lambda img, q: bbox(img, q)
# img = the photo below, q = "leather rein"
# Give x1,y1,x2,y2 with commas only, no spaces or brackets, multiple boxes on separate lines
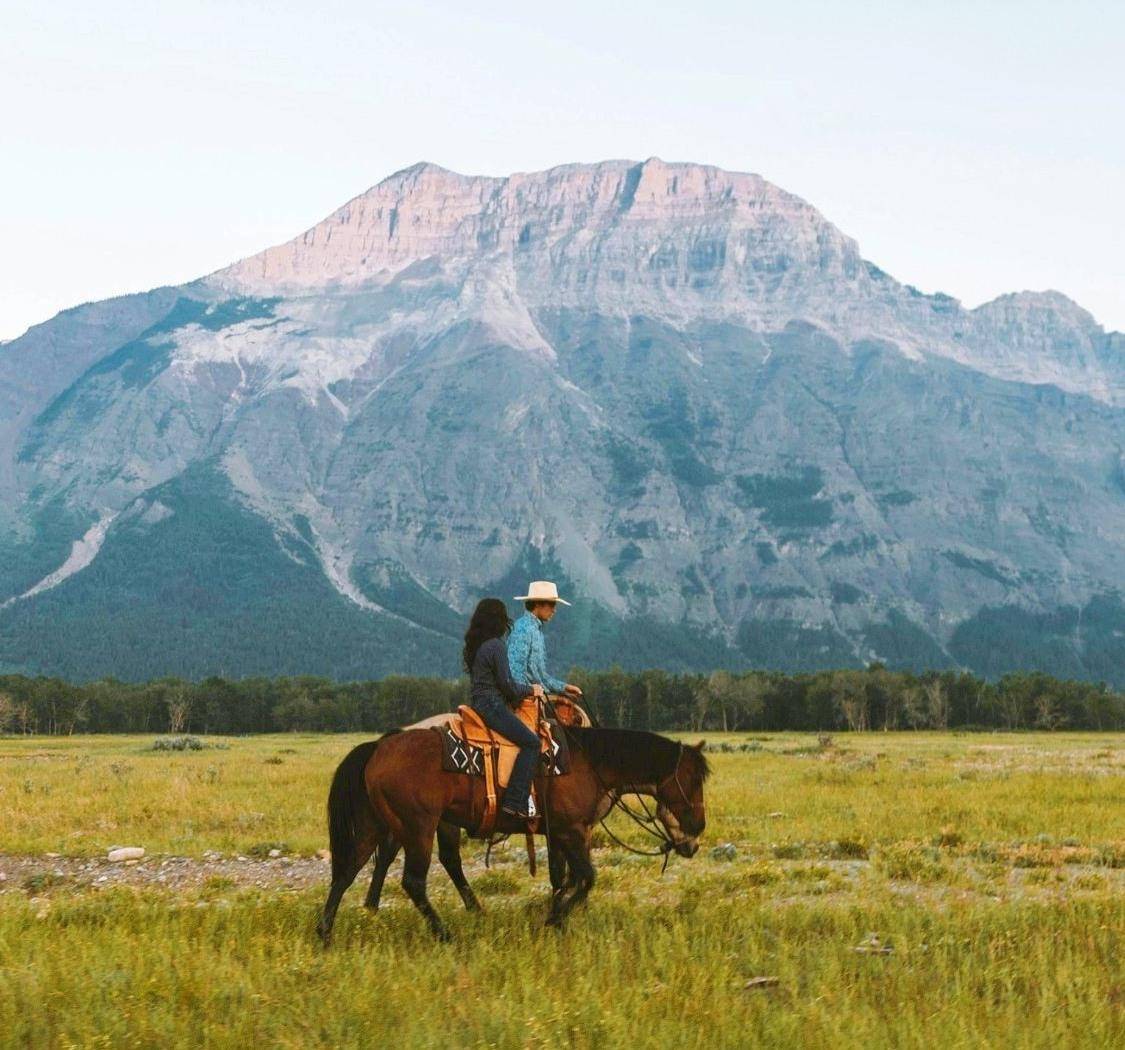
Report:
585,739,693,873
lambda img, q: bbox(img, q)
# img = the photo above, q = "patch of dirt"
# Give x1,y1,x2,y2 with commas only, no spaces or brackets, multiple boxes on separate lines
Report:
0,852,335,894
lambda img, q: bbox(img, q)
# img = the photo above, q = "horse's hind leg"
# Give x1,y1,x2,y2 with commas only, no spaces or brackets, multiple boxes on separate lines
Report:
400,821,449,941
317,828,379,946
364,832,399,911
436,821,481,912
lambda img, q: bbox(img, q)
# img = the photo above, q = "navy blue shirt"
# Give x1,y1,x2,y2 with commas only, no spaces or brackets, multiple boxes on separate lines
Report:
470,637,534,711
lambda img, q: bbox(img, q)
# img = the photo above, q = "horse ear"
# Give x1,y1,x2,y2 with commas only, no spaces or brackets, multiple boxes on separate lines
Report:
694,739,706,752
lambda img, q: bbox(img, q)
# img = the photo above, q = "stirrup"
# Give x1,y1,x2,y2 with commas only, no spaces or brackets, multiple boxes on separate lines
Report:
502,795,536,820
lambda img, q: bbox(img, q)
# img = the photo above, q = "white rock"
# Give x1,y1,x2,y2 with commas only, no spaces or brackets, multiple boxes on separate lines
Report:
268,848,281,858
107,847,145,862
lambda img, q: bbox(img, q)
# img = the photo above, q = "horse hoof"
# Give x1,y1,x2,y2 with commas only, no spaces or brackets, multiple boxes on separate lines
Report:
433,927,453,943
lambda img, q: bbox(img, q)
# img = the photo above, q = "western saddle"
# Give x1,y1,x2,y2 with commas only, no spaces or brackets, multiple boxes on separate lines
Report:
436,695,585,840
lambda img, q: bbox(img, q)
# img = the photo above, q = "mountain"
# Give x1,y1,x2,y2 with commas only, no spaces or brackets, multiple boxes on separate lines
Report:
2,158,1123,684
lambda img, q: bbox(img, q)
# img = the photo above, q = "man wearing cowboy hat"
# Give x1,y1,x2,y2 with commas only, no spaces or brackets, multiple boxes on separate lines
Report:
508,580,584,701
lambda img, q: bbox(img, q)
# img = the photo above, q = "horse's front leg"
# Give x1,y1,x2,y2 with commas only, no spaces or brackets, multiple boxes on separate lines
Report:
547,837,574,912
545,828,594,929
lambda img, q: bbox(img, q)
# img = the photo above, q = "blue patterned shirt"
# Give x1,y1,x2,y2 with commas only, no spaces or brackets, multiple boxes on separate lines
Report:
507,612,567,694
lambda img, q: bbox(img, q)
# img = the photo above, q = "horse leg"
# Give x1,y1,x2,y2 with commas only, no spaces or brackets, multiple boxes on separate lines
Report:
545,831,595,929
364,832,399,911
400,822,450,941
547,838,573,913
436,821,481,912
317,828,379,946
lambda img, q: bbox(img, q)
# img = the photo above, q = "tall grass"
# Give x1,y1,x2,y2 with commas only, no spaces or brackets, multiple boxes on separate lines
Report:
1,732,1121,856
0,887,1120,1048
0,731,1122,1047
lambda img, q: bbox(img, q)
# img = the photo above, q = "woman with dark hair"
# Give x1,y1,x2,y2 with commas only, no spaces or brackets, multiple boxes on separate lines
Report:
463,597,544,819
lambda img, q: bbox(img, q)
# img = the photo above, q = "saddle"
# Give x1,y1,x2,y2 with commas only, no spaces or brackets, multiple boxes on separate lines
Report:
436,697,571,839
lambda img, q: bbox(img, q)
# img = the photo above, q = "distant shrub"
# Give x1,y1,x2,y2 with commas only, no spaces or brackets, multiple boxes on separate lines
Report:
1095,844,1125,868
743,862,783,886
1072,872,1107,890
1009,844,1060,869
829,837,869,859
151,736,203,751
933,826,963,849
22,872,69,894
788,864,834,882
876,842,948,882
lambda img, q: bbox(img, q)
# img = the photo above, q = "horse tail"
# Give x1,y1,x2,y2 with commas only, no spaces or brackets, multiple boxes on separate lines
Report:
326,731,398,880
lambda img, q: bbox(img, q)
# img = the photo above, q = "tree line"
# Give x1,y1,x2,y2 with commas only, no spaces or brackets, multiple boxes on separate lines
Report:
1,665,1122,736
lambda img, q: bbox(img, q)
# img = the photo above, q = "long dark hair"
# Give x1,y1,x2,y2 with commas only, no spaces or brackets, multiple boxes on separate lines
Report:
462,597,513,673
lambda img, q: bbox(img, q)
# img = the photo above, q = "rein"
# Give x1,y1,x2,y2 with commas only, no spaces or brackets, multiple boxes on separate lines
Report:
577,735,691,872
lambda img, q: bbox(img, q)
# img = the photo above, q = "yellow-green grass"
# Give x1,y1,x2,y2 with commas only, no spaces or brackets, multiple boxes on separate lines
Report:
1,886,1121,1048
1,732,1121,857
1,732,1123,1048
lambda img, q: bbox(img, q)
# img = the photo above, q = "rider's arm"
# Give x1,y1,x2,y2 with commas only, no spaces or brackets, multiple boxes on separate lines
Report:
506,618,534,689
488,639,533,705
542,668,568,695
537,642,568,695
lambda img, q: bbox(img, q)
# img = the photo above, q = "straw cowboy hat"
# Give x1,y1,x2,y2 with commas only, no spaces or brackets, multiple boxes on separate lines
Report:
514,580,571,606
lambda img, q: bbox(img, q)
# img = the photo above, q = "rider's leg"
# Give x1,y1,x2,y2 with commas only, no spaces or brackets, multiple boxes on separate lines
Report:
474,700,541,815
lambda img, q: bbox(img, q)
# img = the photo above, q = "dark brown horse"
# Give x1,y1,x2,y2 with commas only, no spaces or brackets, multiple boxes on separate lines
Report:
317,726,709,943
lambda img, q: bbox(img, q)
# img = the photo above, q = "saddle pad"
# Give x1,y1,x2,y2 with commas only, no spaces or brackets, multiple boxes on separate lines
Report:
438,725,569,786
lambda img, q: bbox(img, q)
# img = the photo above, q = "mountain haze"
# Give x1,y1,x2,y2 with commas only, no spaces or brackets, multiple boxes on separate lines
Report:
2,159,1123,683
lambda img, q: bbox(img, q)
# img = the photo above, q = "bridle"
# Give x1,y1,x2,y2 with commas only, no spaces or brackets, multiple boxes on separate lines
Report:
661,744,695,812
544,694,699,870
586,741,696,872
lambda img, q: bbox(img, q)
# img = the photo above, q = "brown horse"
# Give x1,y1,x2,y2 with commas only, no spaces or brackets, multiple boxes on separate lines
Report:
317,726,709,943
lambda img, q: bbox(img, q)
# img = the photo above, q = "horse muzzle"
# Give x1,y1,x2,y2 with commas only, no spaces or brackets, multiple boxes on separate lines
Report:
674,838,699,858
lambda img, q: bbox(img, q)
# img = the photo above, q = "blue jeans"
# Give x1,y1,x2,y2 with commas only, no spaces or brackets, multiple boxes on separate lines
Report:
473,698,540,811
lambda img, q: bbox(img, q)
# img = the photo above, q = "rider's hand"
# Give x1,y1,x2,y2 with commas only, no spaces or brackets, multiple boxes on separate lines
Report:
531,684,545,698
563,683,583,698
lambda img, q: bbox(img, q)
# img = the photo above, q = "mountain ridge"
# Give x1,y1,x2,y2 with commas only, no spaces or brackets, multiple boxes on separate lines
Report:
1,159,1122,683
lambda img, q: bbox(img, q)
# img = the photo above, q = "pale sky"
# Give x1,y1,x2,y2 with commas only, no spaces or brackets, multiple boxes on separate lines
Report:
2,0,1123,340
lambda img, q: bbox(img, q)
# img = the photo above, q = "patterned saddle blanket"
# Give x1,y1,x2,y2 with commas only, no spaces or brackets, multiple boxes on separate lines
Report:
436,700,570,789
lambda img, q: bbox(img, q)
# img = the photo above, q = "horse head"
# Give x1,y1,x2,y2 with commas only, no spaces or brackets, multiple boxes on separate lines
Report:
654,740,709,857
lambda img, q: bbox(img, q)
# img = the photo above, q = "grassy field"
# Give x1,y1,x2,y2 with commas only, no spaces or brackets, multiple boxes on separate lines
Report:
1,731,1122,1048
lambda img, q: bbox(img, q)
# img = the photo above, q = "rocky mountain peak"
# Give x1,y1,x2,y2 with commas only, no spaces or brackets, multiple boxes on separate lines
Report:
210,159,869,343
2,160,1124,683
204,159,1121,404
974,290,1099,332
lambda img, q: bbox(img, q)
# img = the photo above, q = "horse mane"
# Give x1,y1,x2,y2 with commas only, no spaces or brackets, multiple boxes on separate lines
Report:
562,726,711,784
